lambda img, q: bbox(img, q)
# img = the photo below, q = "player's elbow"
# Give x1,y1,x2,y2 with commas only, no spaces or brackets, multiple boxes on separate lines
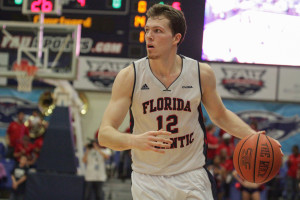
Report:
97,126,112,147
97,128,106,146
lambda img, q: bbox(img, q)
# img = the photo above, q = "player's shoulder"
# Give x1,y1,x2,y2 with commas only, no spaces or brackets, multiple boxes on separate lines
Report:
198,62,214,78
197,61,216,92
115,57,148,83
198,61,212,71
133,56,148,64
111,64,135,97
117,63,134,80
131,57,149,72
180,55,211,70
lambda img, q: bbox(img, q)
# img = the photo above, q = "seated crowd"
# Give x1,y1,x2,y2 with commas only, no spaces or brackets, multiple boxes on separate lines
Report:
0,110,47,199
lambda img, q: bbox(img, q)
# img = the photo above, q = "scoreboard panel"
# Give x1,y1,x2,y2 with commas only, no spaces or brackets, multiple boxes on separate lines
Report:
0,0,204,60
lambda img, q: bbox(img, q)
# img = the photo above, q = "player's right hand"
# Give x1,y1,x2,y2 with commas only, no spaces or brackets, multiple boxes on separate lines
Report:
130,129,172,153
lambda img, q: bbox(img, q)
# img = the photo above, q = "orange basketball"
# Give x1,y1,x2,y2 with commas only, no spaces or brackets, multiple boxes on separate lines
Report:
233,133,282,183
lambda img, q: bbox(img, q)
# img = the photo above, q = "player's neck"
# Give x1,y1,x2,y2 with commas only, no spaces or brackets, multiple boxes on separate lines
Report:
149,54,182,77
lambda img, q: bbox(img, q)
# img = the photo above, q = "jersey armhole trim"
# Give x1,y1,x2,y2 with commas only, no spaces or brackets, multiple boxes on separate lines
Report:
131,62,136,104
130,62,136,133
198,62,203,99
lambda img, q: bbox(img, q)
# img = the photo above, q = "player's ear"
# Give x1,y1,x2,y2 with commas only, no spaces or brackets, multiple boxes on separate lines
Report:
173,33,182,45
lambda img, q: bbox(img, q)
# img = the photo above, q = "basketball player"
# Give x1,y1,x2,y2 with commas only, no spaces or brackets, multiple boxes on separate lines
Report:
98,4,271,200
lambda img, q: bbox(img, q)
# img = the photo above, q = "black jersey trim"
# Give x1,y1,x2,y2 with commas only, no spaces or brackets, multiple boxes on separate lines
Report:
204,167,218,200
129,107,134,134
129,62,137,133
198,62,203,99
131,62,137,103
198,103,208,164
147,54,184,91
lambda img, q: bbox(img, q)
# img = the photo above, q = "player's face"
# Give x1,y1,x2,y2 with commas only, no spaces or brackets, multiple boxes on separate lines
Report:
145,16,177,59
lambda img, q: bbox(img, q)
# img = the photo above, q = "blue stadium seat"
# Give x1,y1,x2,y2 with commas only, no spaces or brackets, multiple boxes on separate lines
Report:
0,142,6,161
0,158,16,189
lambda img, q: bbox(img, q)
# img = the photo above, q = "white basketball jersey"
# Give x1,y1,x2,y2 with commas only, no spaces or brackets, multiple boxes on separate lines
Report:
130,55,207,176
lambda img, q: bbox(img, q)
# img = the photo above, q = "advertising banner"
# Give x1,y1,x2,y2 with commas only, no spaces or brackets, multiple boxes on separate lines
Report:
278,67,300,102
210,63,278,101
0,77,6,86
74,56,134,91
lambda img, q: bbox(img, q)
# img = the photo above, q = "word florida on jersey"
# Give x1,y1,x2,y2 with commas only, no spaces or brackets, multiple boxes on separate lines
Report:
142,97,191,114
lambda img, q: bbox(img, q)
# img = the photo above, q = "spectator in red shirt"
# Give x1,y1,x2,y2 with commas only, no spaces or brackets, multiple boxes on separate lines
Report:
219,148,234,200
206,124,219,165
219,149,233,172
6,111,29,158
218,128,235,144
298,164,300,191
13,135,37,165
285,145,300,200
207,155,226,200
216,133,235,159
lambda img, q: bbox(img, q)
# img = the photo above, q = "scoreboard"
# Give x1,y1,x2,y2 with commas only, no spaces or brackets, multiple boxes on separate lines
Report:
0,0,204,60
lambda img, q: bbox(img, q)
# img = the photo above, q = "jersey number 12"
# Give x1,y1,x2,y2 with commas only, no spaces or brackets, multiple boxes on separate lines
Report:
156,115,178,134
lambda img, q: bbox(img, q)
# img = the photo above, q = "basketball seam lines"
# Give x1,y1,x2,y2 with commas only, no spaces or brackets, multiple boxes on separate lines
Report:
253,134,261,183
237,134,254,181
264,136,274,183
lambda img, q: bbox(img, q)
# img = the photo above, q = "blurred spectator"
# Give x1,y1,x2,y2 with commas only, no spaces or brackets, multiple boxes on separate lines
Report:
83,139,112,200
206,124,219,165
233,170,264,200
285,145,300,200
13,136,37,166
27,110,48,140
219,149,234,200
31,136,44,160
298,164,300,193
118,150,131,182
6,112,29,159
216,133,235,159
249,121,258,131
208,155,226,200
26,110,46,164
0,162,7,184
10,155,29,200
218,128,235,144
266,166,285,200
118,128,132,181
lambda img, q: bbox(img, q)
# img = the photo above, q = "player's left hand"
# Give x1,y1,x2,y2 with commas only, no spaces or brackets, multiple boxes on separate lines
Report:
259,131,284,157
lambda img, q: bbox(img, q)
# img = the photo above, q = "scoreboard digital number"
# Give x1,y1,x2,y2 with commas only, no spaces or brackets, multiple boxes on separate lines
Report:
30,0,54,12
22,0,61,14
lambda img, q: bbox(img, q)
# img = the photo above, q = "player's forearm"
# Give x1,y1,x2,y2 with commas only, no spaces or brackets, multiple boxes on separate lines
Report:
212,109,257,139
98,126,133,151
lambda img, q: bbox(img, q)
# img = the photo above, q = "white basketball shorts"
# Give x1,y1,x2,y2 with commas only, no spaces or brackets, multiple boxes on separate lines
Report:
131,167,216,200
